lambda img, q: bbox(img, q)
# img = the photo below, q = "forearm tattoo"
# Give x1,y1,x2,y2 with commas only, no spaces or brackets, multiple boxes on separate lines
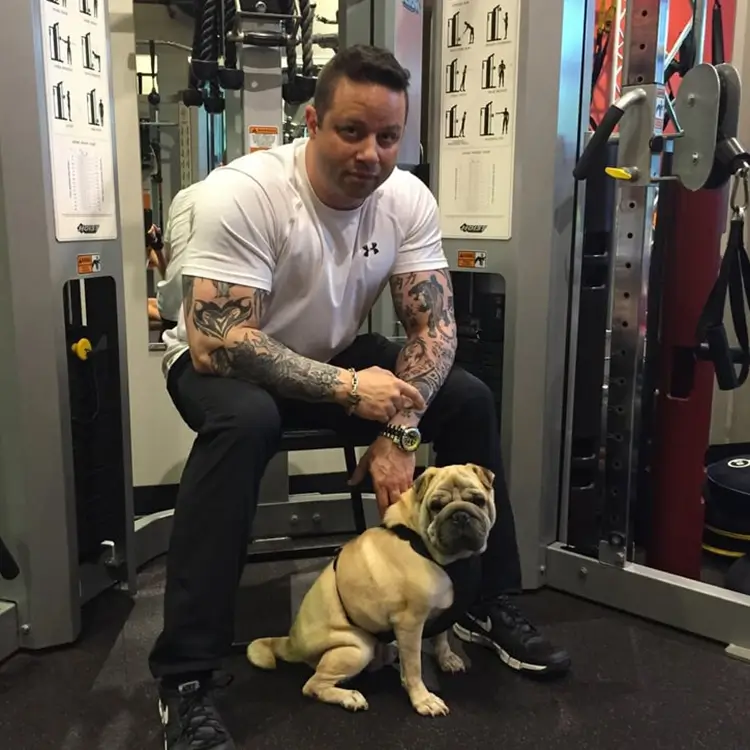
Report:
391,270,458,419
183,276,343,402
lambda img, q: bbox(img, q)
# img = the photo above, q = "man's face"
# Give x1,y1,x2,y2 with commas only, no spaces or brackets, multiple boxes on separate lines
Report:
305,77,407,208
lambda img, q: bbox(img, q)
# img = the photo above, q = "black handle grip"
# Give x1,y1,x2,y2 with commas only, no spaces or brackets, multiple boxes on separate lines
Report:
0,535,20,580
573,104,626,181
242,31,287,48
706,325,740,391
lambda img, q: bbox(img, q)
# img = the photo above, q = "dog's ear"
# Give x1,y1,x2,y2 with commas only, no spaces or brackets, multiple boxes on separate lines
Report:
467,464,495,490
412,467,440,504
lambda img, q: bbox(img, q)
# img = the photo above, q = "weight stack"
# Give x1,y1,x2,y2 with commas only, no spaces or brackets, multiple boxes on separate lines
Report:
703,455,750,559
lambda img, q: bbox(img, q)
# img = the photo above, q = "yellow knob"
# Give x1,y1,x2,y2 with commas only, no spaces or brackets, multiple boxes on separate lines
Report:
605,167,637,181
71,338,93,360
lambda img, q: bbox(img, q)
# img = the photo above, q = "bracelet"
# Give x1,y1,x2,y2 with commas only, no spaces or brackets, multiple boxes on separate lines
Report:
345,368,361,415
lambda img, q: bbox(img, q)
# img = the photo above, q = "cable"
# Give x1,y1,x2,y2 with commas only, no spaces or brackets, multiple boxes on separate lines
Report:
224,0,238,70
713,0,725,64
298,0,314,77
281,1,298,78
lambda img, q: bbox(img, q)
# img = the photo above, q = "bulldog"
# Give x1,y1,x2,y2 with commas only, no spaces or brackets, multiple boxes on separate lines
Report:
247,463,496,716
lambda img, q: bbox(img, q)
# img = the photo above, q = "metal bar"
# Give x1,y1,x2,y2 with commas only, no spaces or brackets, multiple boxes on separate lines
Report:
135,39,192,53
599,0,670,566
666,21,693,69
139,121,179,128
692,0,710,63
559,0,598,545
546,543,750,650
237,11,299,22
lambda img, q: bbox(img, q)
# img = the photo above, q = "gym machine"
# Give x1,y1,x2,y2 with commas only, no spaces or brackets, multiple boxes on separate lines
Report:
546,0,750,659
0,0,140,662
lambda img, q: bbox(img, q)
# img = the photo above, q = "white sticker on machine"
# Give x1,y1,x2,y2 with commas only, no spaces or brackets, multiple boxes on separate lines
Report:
248,125,280,153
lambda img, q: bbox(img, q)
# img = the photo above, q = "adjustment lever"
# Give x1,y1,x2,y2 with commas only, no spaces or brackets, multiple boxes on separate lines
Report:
573,88,647,181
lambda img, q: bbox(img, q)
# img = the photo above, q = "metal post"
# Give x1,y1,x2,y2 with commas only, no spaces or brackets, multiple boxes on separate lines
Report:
599,0,670,566
646,0,735,578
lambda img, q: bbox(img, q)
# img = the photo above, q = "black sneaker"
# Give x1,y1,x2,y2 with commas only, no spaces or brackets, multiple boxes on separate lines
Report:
158,676,236,750
453,596,571,677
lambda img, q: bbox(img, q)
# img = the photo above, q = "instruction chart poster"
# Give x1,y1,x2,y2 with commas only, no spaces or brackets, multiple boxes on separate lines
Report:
40,0,117,242
437,0,521,241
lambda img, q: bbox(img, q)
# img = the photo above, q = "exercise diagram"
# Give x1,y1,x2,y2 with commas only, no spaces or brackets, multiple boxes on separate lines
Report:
79,0,99,18
486,5,510,43
446,11,476,48
445,104,468,139
481,54,507,90
445,58,468,94
86,88,105,126
46,0,68,6
48,22,73,66
479,102,511,137
81,32,102,72
52,81,73,122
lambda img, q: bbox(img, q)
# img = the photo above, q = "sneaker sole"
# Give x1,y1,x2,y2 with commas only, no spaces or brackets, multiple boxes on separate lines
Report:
452,623,565,675
158,700,168,750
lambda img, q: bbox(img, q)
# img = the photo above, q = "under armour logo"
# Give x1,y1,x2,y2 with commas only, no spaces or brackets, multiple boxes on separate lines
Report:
362,242,379,257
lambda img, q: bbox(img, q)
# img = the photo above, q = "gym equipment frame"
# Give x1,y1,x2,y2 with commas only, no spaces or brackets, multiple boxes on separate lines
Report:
550,0,750,661
0,0,138,661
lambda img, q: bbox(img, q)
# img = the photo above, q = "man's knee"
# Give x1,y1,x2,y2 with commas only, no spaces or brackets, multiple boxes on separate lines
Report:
445,367,496,413
224,387,283,451
179,375,282,454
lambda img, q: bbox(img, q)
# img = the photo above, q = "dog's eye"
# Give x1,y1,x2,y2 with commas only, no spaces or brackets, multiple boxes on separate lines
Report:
429,499,444,514
467,494,485,506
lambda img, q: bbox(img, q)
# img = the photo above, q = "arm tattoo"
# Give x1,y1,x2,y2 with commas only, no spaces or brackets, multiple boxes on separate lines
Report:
391,270,458,420
184,275,344,402
209,334,344,402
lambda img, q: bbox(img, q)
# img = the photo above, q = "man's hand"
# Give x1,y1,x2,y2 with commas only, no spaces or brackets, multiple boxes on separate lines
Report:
349,437,416,516
352,367,426,423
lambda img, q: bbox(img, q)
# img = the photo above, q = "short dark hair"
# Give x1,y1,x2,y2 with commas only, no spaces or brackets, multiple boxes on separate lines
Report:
313,44,410,123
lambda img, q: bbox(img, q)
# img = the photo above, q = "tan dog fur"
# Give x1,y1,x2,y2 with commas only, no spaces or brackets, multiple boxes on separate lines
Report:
247,463,496,716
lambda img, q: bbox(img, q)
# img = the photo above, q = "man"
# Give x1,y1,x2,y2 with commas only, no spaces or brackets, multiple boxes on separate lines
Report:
153,45,570,750
155,181,203,329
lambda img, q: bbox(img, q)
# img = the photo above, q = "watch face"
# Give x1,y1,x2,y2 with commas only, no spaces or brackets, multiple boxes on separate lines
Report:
400,427,422,452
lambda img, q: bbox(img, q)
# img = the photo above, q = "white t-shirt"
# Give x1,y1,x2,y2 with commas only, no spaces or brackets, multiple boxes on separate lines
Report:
162,138,448,375
156,181,203,323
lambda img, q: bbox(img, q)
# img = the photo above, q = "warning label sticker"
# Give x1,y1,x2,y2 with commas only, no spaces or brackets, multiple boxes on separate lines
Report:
457,250,487,269
248,125,280,153
77,253,101,275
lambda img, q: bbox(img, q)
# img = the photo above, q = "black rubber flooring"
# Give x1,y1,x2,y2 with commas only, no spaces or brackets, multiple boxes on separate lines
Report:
2,556,750,749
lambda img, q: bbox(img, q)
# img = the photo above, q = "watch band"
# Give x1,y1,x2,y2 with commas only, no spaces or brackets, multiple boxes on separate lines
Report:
381,424,404,443
381,424,421,453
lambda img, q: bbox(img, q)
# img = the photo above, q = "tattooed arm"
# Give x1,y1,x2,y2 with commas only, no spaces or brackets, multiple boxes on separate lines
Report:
388,269,458,426
183,275,353,403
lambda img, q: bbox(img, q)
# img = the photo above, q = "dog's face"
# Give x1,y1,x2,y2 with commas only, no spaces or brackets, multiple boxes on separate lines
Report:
411,464,497,561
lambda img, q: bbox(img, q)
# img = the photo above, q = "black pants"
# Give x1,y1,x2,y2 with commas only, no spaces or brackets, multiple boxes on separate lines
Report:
149,333,522,679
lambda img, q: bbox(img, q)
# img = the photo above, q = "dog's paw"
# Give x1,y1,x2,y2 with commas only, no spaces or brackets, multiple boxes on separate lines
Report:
437,649,466,674
340,690,369,712
412,691,450,717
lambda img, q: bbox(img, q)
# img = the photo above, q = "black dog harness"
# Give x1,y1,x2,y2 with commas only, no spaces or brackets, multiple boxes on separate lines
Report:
332,523,481,642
